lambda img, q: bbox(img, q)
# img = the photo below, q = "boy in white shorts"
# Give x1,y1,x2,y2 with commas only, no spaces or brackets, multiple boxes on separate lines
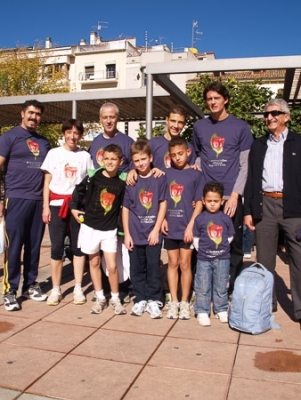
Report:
70,144,126,315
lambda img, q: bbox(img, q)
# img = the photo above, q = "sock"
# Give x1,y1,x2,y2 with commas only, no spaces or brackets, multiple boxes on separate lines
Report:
74,283,81,290
52,286,60,293
111,292,119,300
96,290,105,300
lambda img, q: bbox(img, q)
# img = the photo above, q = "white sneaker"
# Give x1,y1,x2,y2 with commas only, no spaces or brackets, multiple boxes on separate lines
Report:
73,287,86,305
179,301,191,320
166,301,179,319
110,298,127,315
47,290,62,306
197,313,211,326
216,311,228,323
243,253,252,259
146,300,163,319
91,297,107,314
130,300,147,316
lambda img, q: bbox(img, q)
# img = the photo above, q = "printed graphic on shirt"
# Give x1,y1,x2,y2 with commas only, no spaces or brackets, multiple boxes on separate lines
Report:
100,188,116,215
164,151,171,168
64,164,78,186
170,180,184,207
96,148,105,168
26,138,40,159
139,189,153,213
207,221,223,249
210,133,225,158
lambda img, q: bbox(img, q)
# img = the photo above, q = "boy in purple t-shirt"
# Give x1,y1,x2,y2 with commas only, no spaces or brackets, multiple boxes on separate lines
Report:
193,181,235,327
162,137,204,320
122,139,167,319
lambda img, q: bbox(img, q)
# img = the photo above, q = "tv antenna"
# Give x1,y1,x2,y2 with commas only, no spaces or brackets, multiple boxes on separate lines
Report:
191,20,202,48
94,21,108,36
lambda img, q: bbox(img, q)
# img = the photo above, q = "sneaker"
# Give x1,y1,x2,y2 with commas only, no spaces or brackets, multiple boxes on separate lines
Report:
179,301,191,320
163,292,171,312
110,298,127,315
146,300,163,319
90,297,107,314
190,291,196,309
3,292,20,311
46,290,62,306
73,287,86,305
123,294,131,303
22,283,47,302
243,253,252,259
216,311,228,323
166,301,179,319
197,313,211,327
130,300,147,316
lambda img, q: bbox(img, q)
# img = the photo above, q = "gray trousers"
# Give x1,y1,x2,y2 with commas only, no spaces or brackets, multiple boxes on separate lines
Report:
255,196,301,320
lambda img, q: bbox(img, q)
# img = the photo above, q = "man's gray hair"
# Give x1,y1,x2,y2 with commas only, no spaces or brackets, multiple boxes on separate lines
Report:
265,99,290,115
99,102,120,116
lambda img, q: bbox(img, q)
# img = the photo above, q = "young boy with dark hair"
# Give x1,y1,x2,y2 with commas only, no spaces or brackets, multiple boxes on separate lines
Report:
193,181,235,326
70,144,126,315
162,137,204,320
122,138,167,319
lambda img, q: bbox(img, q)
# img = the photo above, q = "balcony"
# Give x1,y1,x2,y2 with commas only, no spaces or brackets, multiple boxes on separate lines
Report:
79,70,118,83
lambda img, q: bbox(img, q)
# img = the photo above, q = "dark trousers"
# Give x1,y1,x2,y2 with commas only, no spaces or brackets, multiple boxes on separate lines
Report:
48,206,83,259
255,196,301,320
228,196,244,293
129,244,162,303
2,198,45,294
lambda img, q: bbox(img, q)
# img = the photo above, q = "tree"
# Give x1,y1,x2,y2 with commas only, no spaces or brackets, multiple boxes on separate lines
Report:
186,74,274,138
0,46,70,97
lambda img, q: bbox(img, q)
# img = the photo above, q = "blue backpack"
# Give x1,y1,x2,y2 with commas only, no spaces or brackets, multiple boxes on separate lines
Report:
228,263,275,335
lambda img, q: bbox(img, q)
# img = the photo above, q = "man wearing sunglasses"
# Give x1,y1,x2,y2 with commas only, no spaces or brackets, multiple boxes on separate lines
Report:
244,99,301,328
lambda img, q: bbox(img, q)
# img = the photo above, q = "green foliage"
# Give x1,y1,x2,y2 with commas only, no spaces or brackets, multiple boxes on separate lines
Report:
135,124,166,139
186,74,274,138
288,107,301,133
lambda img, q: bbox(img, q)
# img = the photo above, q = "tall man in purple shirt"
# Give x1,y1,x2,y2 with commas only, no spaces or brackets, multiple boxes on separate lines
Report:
192,82,253,294
0,100,51,311
244,99,301,327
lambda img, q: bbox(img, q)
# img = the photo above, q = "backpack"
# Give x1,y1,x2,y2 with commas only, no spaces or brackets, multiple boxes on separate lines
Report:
228,262,274,334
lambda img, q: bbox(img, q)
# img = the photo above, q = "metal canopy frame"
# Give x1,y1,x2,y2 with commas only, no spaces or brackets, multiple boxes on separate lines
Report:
0,55,300,135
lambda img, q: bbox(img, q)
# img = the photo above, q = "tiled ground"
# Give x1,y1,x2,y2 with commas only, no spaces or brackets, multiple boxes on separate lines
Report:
0,229,300,400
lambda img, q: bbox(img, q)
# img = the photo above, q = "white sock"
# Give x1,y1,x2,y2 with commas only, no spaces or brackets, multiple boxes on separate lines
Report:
96,290,105,300
52,286,60,293
111,292,119,300
74,283,81,290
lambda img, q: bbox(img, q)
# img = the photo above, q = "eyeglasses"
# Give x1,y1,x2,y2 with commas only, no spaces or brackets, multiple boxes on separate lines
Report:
263,110,286,118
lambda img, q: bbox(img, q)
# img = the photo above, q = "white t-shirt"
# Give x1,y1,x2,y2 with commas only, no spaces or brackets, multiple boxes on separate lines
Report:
41,146,94,206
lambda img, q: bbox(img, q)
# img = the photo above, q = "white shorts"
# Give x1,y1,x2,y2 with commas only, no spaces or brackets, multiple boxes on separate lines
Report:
78,223,118,254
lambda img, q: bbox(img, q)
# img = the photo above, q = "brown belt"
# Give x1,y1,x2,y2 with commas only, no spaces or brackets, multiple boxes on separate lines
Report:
263,191,283,199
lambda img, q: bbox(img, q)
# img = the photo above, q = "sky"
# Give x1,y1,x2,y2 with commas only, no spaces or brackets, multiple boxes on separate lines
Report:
1,0,300,59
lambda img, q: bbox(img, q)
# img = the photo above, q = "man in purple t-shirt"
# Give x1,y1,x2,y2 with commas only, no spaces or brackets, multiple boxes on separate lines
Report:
0,100,51,311
192,82,253,294
88,102,134,173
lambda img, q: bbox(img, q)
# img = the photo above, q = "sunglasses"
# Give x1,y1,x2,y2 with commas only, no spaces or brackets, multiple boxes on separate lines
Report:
263,110,286,118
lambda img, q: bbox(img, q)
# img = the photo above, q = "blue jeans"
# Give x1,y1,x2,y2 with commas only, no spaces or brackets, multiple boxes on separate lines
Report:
243,225,254,254
194,258,230,315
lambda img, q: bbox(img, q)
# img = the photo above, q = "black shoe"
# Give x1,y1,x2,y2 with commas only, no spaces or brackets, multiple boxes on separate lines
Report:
3,292,20,311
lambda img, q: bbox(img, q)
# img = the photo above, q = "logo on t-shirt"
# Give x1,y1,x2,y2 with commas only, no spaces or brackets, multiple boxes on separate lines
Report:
169,180,184,207
139,189,153,213
164,151,171,168
26,139,40,159
64,164,78,186
100,188,115,215
96,148,105,168
210,133,225,158
207,221,223,249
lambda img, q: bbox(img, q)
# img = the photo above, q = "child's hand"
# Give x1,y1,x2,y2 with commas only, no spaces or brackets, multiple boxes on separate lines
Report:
148,229,159,246
161,219,168,235
151,167,165,178
71,209,85,224
124,235,134,251
126,169,138,186
184,226,193,243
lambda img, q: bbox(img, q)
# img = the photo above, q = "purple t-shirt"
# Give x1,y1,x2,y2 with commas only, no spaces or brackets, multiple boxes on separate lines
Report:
165,167,204,240
88,131,134,172
149,135,196,170
193,210,235,260
192,115,253,196
123,174,167,245
0,126,50,200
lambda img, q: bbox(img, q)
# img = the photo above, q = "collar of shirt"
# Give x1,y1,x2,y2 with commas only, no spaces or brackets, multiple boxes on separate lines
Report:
268,128,288,144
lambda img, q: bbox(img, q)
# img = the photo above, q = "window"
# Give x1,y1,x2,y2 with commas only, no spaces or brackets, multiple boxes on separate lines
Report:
106,64,116,79
85,66,94,80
